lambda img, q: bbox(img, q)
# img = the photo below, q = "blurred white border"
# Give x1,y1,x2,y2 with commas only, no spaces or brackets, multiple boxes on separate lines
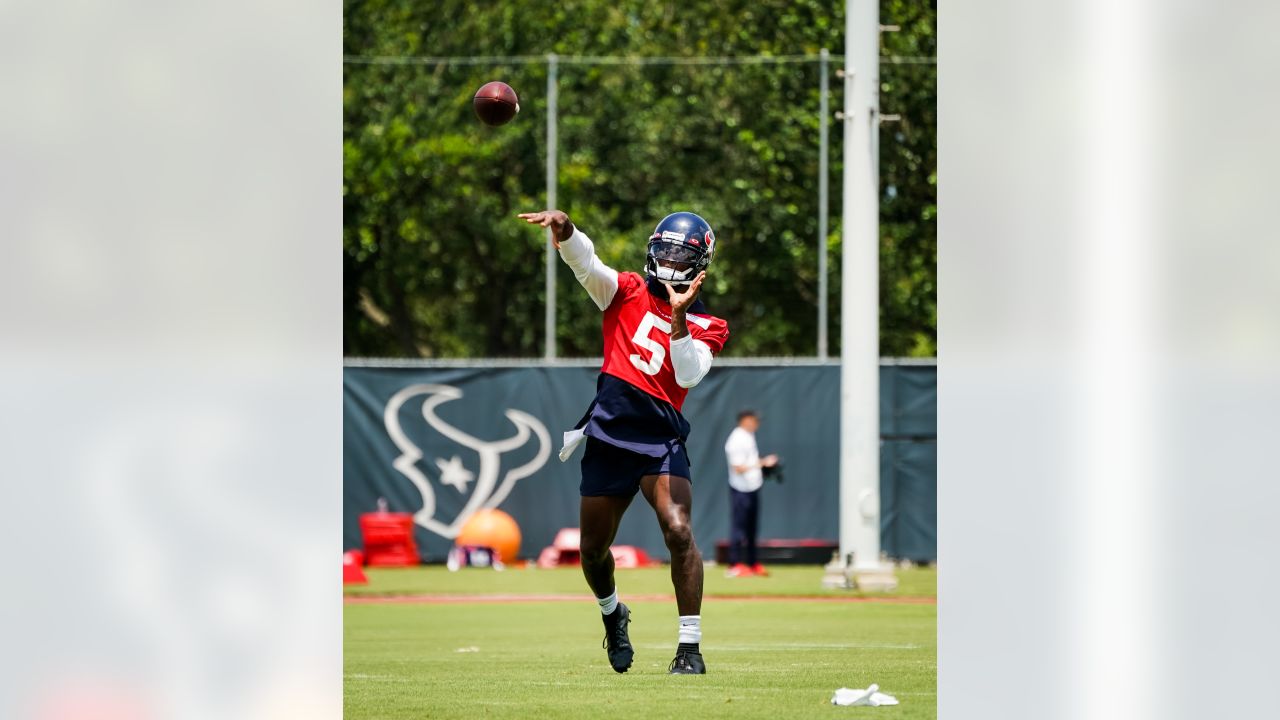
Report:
943,1,1280,719
0,2,340,718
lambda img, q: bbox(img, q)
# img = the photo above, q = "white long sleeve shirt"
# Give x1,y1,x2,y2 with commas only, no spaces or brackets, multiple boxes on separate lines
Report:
724,426,764,492
558,228,713,387
557,228,619,311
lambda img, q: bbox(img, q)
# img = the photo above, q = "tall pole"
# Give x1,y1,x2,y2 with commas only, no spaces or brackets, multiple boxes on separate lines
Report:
839,0,886,578
818,48,830,359
544,53,559,360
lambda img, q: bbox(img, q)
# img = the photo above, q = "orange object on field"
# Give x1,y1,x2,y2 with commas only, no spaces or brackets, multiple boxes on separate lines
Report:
359,511,419,566
456,509,522,563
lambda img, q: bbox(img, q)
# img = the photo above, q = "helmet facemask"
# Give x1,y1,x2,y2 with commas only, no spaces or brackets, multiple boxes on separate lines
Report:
646,241,708,287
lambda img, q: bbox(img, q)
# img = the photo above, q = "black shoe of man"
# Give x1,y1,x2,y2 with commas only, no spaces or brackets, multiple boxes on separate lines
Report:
601,603,634,673
667,643,706,675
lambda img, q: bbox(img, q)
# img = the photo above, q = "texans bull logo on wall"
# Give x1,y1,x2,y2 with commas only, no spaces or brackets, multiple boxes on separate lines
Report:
382,384,551,539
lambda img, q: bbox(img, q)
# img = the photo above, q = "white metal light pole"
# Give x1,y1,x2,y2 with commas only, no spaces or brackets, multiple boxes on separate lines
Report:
838,0,894,588
818,48,830,359
544,53,559,360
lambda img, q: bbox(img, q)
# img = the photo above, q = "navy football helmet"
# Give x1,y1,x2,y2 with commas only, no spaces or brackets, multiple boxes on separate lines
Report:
645,212,717,286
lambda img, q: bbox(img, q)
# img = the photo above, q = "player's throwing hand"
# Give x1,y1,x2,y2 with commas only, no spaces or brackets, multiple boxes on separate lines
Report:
517,210,575,247
664,271,705,314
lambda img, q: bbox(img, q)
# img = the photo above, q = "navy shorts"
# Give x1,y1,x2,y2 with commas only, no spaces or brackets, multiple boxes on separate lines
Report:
580,436,691,497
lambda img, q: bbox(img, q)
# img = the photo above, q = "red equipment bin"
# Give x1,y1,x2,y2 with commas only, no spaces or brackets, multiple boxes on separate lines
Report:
359,512,420,566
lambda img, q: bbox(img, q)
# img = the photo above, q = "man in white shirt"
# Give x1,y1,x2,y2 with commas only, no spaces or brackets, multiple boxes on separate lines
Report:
723,410,778,577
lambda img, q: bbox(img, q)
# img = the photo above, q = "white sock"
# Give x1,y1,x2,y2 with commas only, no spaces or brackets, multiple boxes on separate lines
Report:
597,590,619,615
678,615,701,644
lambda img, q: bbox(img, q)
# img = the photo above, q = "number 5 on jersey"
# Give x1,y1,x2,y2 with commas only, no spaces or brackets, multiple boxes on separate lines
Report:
629,311,671,376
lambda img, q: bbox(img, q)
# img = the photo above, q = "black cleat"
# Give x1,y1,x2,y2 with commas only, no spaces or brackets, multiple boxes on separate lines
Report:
668,644,706,675
601,603,634,673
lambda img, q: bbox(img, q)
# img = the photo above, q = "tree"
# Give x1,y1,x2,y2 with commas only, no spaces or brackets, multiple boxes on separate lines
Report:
344,0,936,357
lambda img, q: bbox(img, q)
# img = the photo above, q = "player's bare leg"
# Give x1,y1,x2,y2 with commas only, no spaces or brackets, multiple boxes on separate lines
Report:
641,473,707,674
580,494,635,673
640,474,702,613
579,495,632,597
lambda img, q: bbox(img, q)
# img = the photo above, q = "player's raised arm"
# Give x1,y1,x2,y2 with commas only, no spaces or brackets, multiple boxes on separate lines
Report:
518,209,619,311
517,209,574,248
666,272,715,388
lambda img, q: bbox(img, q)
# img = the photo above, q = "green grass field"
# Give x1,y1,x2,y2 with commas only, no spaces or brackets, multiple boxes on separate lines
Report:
345,565,936,719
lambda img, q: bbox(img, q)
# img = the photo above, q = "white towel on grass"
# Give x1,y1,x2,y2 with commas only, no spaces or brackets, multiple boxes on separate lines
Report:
831,684,899,706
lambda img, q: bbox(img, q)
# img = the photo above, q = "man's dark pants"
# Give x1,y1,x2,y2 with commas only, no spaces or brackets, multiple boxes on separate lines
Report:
728,487,760,566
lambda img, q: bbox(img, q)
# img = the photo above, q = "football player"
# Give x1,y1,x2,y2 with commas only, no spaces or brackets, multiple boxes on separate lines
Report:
518,209,729,675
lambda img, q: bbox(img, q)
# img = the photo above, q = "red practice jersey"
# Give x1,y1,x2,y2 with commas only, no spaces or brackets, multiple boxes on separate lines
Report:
599,272,729,411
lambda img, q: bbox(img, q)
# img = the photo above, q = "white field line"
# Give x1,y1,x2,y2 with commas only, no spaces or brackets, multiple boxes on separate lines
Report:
637,642,923,651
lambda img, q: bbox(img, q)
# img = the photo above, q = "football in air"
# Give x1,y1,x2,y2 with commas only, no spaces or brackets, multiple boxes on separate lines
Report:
473,81,520,126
